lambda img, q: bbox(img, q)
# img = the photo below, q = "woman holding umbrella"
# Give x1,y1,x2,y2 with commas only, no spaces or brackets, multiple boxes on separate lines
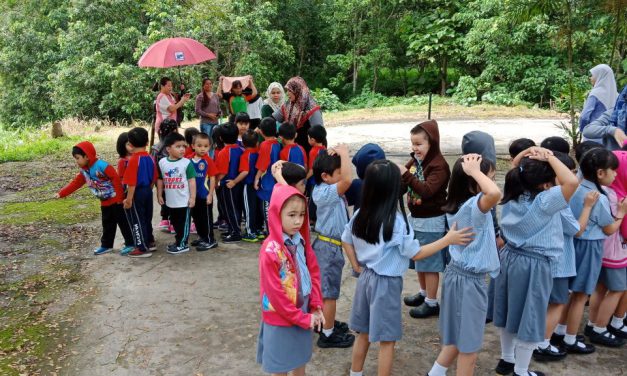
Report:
156,76,190,138
272,77,323,154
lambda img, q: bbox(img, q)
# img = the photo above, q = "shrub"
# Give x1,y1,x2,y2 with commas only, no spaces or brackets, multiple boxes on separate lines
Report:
311,88,344,112
452,76,478,106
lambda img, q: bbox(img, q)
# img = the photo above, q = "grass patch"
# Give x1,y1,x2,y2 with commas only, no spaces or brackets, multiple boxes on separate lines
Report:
0,196,100,225
0,128,100,163
323,103,563,126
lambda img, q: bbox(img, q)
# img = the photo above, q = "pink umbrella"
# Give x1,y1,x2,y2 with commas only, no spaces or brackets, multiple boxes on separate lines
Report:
138,37,216,68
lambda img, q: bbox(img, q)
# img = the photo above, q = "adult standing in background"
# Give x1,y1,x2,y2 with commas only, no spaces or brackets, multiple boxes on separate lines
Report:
580,64,618,136
582,84,627,151
272,77,322,154
155,76,190,139
262,82,285,118
195,78,221,137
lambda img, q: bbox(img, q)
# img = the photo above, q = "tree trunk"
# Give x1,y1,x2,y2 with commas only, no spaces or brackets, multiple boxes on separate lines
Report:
440,55,448,96
298,43,305,76
566,0,576,130
372,64,379,92
610,0,623,72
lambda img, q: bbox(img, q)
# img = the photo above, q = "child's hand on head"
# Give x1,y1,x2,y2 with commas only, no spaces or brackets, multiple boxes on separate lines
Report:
583,191,600,208
461,154,482,175
445,222,474,246
332,144,349,157
527,147,553,162
271,160,284,178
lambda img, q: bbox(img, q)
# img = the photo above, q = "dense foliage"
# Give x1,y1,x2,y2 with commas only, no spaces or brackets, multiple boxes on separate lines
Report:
0,0,625,128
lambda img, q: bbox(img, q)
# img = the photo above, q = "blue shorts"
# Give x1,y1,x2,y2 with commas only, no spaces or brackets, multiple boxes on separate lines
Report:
312,237,345,299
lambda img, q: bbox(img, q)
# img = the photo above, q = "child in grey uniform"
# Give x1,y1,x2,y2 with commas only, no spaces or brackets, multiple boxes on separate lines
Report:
427,154,501,376
493,147,579,376
342,160,473,376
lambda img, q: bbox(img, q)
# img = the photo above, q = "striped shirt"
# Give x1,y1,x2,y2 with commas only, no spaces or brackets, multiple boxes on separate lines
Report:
570,180,614,240
313,183,349,239
445,194,500,278
552,208,580,278
501,185,568,261
283,232,312,297
341,211,420,277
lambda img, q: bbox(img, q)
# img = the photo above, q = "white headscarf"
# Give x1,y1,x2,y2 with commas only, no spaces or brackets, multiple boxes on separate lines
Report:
589,64,618,111
264,82,285,113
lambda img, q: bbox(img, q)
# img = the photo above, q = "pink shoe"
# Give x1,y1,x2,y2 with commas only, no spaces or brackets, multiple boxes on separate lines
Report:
190,222,197,234
168,224,175,234
159,219,170,231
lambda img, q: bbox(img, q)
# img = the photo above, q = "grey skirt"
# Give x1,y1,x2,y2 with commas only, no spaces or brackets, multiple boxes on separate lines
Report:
256,296,313,373
598,267,627,292
549,277,570,304
439,262,488,353
409,231,446,272
570,238,604,295
493,246,553,343
350,267,403,342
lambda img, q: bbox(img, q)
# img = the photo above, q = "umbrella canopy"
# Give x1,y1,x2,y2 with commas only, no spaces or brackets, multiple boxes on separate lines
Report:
138,37,216,68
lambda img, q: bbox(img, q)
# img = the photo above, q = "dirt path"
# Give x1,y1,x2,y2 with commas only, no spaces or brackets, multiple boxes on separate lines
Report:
62,120,626,376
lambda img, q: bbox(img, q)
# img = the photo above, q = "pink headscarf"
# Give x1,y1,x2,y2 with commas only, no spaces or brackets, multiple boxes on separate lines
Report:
610,150,627,237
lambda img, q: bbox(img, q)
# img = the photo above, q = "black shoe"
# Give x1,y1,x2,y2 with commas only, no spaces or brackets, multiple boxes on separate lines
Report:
314,320,350,334
195,240,213,251
563,339,596,354
409,302,439,319
495,359,514,375
166,243,190,255
514,372,545,376
588,329,625,347
222,234,242,243
533,345,567,362
191,239,201,247
608,324,627,339
317,330,355,348
403,293,425,307
584,324,594,337
550,333,585,348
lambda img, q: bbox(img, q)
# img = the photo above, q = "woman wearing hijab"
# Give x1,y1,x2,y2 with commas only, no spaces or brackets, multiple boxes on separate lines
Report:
580,64,618,135
272,77,323,154
262,82,285,118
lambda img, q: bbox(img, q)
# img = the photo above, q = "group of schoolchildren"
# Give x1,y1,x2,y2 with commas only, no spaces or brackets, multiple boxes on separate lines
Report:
255,119,627,376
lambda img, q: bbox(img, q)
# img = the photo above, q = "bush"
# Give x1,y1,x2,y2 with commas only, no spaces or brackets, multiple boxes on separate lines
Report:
0,128,98,163
481,89,526,106
311,88,344,112
452,76,478,106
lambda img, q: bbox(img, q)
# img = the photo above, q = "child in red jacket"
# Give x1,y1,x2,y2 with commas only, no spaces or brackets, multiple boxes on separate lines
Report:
256,185,323,375
56,141,134,255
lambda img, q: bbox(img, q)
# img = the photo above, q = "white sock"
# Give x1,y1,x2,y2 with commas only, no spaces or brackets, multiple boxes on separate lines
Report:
425,297,439,307
539,339,550,349
428,362,448,376
500,329,516,363
563,334,576,345
513,340,536,376
350,371,363,376
322,328,334,337
593,325,606,334
611,315,626,329
587,320,595,327
419,289,427,296
554,324,567,336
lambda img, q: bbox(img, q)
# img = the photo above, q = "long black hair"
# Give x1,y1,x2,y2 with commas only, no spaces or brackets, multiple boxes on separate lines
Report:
201,78,212,107
579,147,619,194
442,157,495,214
352,160,409,244
501,157,556,204
116,132,129,158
